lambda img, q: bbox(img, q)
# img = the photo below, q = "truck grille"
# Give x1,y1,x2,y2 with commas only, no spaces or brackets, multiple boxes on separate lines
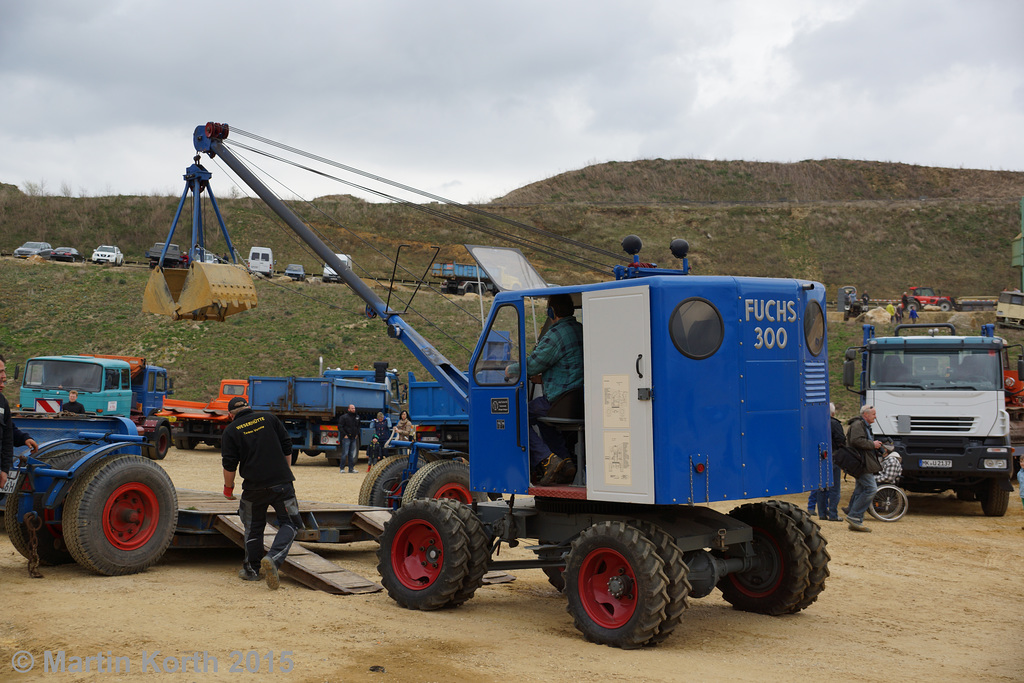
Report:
803,361,828,403
906,416,975,433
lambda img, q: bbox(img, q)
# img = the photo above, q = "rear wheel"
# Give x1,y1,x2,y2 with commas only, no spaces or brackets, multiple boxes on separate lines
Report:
358,454,424,508
979,478,1009,517
763,501,830,610
564,521,669,649
869,485,909,521
150,424,171,460
63,455,178,575
4,449,84,565
401,459,484,505
717,502,812,615
377,499,471,610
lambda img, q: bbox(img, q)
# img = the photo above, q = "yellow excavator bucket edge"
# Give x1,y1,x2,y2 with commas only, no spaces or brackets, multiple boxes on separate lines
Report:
142,263,257,322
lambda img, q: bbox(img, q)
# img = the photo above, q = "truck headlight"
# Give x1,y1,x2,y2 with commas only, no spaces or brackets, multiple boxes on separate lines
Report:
982,459,1007,469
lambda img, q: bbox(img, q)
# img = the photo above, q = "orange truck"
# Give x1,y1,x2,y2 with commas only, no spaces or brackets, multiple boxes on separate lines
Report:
156,379,248,450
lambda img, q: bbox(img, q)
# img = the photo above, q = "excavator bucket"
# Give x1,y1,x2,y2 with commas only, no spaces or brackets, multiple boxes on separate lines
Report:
143,263,257,321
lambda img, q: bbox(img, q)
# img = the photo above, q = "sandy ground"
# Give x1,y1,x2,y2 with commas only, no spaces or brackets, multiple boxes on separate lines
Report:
3,446,1022,682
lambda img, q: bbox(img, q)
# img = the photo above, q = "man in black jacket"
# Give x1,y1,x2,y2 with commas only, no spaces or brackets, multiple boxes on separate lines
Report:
337,404,361,474
1,355,39,491
63,390,86,414
845,404,884,533
221,397,299,589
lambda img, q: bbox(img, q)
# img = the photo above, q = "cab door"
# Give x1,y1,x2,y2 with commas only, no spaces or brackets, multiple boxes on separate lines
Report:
468,301,528,494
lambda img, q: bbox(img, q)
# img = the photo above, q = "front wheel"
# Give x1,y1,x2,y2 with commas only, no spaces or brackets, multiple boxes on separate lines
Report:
717,502,813,616
377,499,471,610
564,521,669,649
358,454,425,508
979,478,1009,517
150,424,171,460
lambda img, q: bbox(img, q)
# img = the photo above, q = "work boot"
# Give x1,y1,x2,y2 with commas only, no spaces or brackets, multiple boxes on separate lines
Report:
538,454,577,486
238,567,261,582
261,556,280,590
847,518,871,533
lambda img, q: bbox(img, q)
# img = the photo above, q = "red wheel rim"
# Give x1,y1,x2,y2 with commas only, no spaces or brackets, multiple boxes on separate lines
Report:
390,518,443,590
578,547,637,629
727,526,784,598
101,482,159,550
433,482,472,503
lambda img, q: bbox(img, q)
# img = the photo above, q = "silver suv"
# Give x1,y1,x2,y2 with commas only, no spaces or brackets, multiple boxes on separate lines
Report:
14,241,53,258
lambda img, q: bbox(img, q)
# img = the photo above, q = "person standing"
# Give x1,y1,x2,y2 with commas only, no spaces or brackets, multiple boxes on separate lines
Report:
338,404,360,474
909,306,919,323
393,409,416,441
63,389,86,414
812,403,844,521
1,355,39,491
901,292,910,310
885,302,896,320
505,293,584,486
221,396,299,589
845,405,883,532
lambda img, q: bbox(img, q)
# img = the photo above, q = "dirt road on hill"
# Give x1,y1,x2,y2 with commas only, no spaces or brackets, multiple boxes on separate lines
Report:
3,447,1022,682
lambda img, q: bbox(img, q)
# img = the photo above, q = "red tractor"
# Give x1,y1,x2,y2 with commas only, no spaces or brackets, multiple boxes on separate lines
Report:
906,286,956,312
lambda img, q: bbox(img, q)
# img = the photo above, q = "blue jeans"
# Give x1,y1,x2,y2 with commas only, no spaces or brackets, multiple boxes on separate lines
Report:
527,395,570,468
847,471,878,524
339,436,359,472
238,483,302,573
815,464,842,519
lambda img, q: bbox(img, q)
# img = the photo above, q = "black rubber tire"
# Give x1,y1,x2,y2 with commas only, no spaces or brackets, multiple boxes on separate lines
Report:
564,521,669,649
635,521,692,645
868,485,909,522
440,500,491,607
291,451,300,466
939,301,952,312
3,448,85,565
62,455,178,575
401,459,485,506
377,499,471,610
172,437,188,450
359,454,425,508
763,500,830,611
543,566,566,592
302,449,322,457
150,424,171,460
717,502,813,616
979,478,1010,517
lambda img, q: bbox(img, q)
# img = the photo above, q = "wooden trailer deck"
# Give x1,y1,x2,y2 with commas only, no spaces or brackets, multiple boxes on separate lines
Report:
172,489,392,594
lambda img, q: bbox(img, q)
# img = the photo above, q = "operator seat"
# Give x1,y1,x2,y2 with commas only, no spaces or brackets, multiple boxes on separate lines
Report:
878,355,908,383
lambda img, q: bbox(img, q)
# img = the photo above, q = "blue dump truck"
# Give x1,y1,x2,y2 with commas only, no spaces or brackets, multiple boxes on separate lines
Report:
248,362,401,465
430,261,497,295
18,354,174,459
192,122,833,648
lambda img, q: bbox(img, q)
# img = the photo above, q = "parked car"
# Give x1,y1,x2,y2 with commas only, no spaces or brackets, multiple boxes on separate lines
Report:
145,242,185,268
13,241,53,258
322,253,351,283
284,264,306,281
91,245,124,265
50,247,81,262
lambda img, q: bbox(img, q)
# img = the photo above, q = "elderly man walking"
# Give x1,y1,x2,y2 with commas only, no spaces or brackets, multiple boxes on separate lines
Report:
844,404,884,532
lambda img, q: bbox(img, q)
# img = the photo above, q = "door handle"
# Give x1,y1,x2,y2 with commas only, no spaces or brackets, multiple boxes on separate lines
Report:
635,354,643,379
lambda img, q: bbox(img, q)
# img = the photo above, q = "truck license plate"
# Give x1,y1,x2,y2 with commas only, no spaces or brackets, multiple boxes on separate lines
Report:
919,459,952,468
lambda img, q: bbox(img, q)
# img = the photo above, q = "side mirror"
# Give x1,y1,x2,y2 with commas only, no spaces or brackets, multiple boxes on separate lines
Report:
843,359,857,389
13,364,20,381
1018,358,1024,383
844,348,859,362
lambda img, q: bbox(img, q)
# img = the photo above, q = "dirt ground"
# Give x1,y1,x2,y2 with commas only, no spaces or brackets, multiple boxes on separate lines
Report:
3,447,1022,682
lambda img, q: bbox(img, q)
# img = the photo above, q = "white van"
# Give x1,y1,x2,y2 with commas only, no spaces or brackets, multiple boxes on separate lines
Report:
247,247,275,276
322,253,351,283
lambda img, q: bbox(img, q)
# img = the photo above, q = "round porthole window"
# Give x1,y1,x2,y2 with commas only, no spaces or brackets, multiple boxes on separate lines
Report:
669,298,724,360
804,300,825,356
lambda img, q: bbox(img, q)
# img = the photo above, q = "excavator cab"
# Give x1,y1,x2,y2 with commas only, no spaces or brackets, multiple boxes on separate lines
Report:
143,149,257,322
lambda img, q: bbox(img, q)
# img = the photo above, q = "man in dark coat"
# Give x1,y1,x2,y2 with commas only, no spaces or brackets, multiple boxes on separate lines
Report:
337,404,361,474
221,396,299,589
1,355,39,491
845,404,884,532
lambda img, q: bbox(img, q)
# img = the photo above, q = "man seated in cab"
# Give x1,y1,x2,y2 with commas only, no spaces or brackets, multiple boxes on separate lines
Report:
506,293,583,486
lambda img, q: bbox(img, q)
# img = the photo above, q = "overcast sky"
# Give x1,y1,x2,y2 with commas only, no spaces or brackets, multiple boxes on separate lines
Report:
2,0,1022,204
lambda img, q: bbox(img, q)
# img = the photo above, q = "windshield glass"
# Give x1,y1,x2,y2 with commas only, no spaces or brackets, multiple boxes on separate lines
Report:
23,360,104,392
869,348,1001,391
